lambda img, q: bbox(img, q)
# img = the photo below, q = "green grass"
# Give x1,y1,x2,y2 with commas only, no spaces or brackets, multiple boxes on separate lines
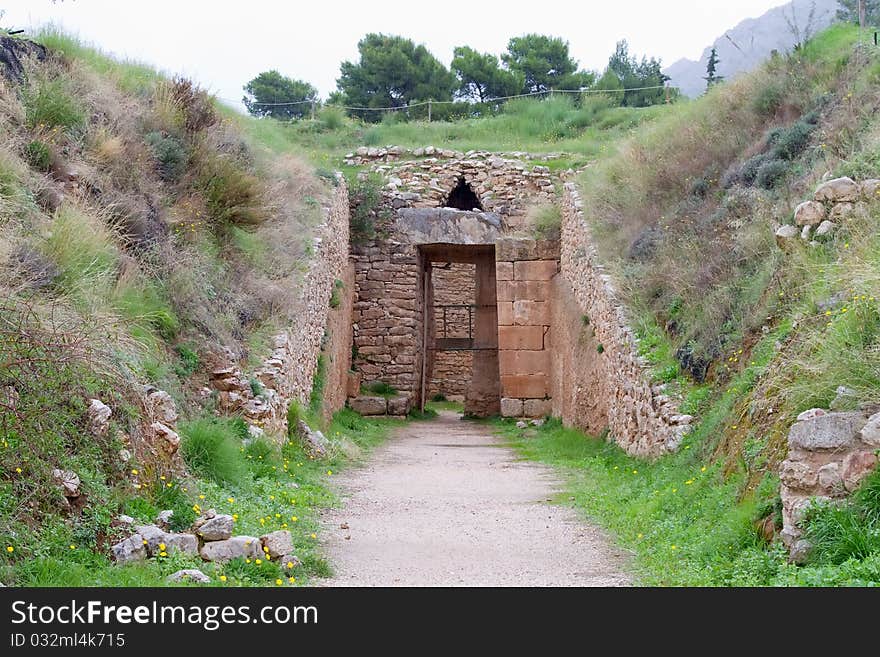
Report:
224,94,670,169
361,381,398,397
3,409,401,587
179,417,248,485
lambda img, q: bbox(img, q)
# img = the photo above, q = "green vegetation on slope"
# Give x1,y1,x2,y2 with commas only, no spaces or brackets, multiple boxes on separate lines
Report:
507,23,880,585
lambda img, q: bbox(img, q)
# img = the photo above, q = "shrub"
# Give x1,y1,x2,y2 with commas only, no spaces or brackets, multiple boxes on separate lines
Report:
144,131,188,182
23,79,86,131
179,417,246,485
24,140,52,171
529,204,562,240
198,155,266,227
173,344,199,377
318,106,345,131
772,120,814,160
348,173,388,244
739,153,772,185
752,83,784,117
755,158,789,189
362,380,397,396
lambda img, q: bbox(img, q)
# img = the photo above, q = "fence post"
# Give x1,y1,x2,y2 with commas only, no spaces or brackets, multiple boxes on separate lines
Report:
310,100,316,121
427,100,432,122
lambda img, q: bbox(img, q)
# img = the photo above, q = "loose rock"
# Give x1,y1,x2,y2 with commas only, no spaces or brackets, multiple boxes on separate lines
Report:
200,536,262,563
260,530,293,559
168,569,211,584
198,514,234,541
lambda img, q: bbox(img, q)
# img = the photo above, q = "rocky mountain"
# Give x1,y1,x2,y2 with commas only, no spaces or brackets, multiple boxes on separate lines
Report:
665,0,840,97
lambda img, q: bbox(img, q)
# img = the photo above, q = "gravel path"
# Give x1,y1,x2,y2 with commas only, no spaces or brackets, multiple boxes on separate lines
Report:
318,411,631,586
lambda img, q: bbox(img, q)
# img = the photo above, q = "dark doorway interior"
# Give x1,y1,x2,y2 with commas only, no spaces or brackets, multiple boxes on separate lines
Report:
444,177,483,211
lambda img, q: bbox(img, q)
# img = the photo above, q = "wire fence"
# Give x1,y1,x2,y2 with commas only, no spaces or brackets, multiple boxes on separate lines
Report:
226,84,675,117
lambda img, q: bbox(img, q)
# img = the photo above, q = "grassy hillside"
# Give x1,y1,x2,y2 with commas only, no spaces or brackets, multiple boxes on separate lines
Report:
230,93,672,172
511,23,880,585
0,31,398,587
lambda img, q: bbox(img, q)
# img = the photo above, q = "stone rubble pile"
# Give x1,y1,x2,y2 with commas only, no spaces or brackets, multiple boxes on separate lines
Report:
776,176,880,248
779,406,880,561
344,145,569,166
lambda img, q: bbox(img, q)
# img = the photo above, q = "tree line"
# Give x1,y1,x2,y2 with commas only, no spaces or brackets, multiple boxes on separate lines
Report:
243,33,674,122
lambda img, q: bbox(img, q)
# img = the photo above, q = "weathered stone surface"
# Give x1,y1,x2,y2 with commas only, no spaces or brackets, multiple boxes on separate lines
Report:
817,462,843,494
111,534,146,564
523,398,552,418
842,451,878,492
775,224,800,248
168,569,211,584
780,459,817,490
144,387,178,425
500,397,524,417
293,420,329,458
280,554,302,573
498,325,544,350
513,260,558,281
829,202,856,222
199,536,262,562
794,200,826,226
151,422,180,453
815,220,836,236
787,412,864,451
861,178,880,201
155,510,174,528
197,514,234,541
88,399,112,436
858,411,880,446
52,469,81,498
348,396,388,415
500,375,548,399
260,530,294,559
797,408,827,422
387,394,412,416
136,525,198,556
395,208,503,245
815,177,860,203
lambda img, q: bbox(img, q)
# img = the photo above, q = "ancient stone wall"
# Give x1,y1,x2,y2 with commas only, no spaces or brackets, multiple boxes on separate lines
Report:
208,177,352,434
427,263,475,400
358,150,563,229
779,407,880,560
557,183,689,458
351,241,423,395
496,238,558,418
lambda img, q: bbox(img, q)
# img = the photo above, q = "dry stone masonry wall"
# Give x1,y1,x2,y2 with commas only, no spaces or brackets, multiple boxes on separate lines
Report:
557,183,689,458
208,177,352,434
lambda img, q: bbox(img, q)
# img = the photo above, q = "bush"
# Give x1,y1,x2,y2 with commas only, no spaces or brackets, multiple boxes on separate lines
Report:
318,106,345,131
772,120,814,160
179,417,246,485
144,131,188,182
348,173,388,244
173,344,199,377
739,153,771,185
529,204,562,240
752,83,784,117
755,158,789,189
23,79,86,131
198,155,266,227
24,140,52,172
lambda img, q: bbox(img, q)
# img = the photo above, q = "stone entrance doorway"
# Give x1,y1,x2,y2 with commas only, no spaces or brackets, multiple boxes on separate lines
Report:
419,244,500,417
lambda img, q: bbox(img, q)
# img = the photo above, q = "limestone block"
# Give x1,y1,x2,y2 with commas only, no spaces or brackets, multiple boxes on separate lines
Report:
499,350,551,376
497,301,514,326
513,260,558,281
348,396,388,415
501,375,549,399
787,412,865,451
498,326,545,350
842,451,878,492
513,300,551,326
199,536,262,563
523,398,552,418
500,397,524,417
387,395,412,416
496,262,514,281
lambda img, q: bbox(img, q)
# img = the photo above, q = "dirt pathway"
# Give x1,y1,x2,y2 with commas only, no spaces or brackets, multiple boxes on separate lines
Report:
318,411,631,586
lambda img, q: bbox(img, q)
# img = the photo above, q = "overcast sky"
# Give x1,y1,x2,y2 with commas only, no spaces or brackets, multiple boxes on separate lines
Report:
2,0,790,110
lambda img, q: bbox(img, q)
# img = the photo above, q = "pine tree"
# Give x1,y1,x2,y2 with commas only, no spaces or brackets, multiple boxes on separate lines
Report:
704,47,724,91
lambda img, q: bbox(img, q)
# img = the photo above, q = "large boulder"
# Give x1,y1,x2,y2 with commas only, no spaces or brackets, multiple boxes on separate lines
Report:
793,200,826,227
858,411,880,447
348,395,388,416
197,514,234,541
150,422,180,453
260,530,294,559
110,534,147,564
861,179,880,201
815,177,860,203
787,411,865,451
144,387,178,425
387,394,412,416
199,536,262,563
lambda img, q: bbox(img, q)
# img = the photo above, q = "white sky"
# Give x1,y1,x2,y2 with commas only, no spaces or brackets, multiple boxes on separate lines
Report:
1,0,788,109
